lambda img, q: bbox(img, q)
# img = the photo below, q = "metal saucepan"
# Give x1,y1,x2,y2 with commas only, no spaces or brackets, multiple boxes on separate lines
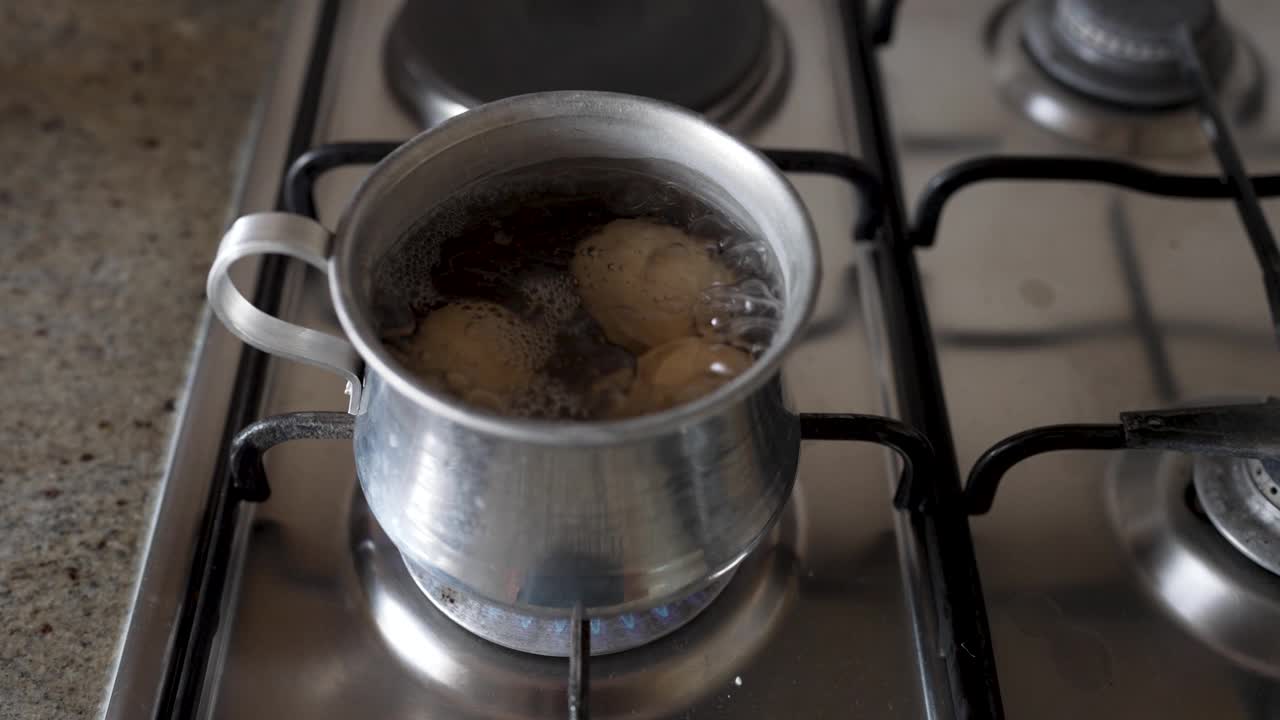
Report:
207,91,819,616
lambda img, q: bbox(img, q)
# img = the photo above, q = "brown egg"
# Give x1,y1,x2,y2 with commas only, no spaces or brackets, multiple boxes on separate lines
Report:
402,300,549,409
572,219,734,353
611,336,753,417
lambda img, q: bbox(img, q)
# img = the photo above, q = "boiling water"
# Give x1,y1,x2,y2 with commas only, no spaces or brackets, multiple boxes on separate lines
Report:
373,159,783,420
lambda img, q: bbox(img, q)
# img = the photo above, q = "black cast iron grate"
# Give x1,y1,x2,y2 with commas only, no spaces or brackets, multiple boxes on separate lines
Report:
228,134,935,719
222,2,1008,717
925,22,1280,516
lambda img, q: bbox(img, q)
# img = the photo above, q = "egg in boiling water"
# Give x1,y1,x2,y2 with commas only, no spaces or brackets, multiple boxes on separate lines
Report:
400,299,549,412
572,219,734,353
610,336,753,417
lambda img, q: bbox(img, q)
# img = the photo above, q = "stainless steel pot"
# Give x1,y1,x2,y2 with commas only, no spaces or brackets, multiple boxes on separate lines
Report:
207,91,820,616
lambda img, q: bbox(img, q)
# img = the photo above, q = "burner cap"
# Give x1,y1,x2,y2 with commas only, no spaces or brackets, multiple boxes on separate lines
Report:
1194,456,1280,576
1022,0,1235,108
1107,450,1280,678
405,558,733,657
386,0,785,129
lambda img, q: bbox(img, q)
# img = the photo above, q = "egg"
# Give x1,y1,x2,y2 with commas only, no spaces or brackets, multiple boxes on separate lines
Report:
401,300,549,410
572,219,734,353
611,336,752,417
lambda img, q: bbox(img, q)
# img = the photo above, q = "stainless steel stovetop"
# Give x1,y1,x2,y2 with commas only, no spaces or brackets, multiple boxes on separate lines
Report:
105,1,1280,718
887,1,1280,717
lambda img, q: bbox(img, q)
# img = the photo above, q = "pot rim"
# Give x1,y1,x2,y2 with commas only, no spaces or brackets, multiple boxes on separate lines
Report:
330,91,820,446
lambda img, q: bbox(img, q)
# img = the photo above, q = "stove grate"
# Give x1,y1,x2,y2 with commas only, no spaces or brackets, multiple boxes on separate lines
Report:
944,25,1280,516
224,138,937,719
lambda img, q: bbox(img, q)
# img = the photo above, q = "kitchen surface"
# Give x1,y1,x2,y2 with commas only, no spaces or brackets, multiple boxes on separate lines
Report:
10,0,1280,718
0,2,281,718
886,1,1280,718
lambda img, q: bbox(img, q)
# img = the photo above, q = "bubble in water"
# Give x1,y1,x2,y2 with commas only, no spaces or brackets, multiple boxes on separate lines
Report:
695,277,783,354
517,270,580,330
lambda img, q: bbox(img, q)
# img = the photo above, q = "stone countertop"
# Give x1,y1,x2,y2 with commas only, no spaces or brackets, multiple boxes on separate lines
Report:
0,2,280,717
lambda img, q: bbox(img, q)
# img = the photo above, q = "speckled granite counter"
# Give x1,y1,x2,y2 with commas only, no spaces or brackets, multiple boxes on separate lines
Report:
0,3,280,717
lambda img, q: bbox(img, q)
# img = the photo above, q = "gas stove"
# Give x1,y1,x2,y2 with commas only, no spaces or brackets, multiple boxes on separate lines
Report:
105,1,1280,718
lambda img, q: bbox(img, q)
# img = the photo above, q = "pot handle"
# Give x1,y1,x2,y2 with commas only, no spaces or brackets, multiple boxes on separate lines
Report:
207,212,364,413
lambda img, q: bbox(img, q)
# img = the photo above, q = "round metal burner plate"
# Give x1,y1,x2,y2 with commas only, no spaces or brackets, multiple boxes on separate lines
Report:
986,0,1263,155
1022,0,1233,108
1106,449,1280,677
405,558,732,657
1194,456,1280,577
385,1,790,132
391,0,766,108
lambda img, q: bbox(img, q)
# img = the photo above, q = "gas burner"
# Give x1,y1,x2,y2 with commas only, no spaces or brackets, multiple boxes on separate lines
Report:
405,560,733,657
1194,456,1280,577
349,486,795,714
985,0,1264,154
1023,0,1233,109
384,0,789,133
1107,450,1280,678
